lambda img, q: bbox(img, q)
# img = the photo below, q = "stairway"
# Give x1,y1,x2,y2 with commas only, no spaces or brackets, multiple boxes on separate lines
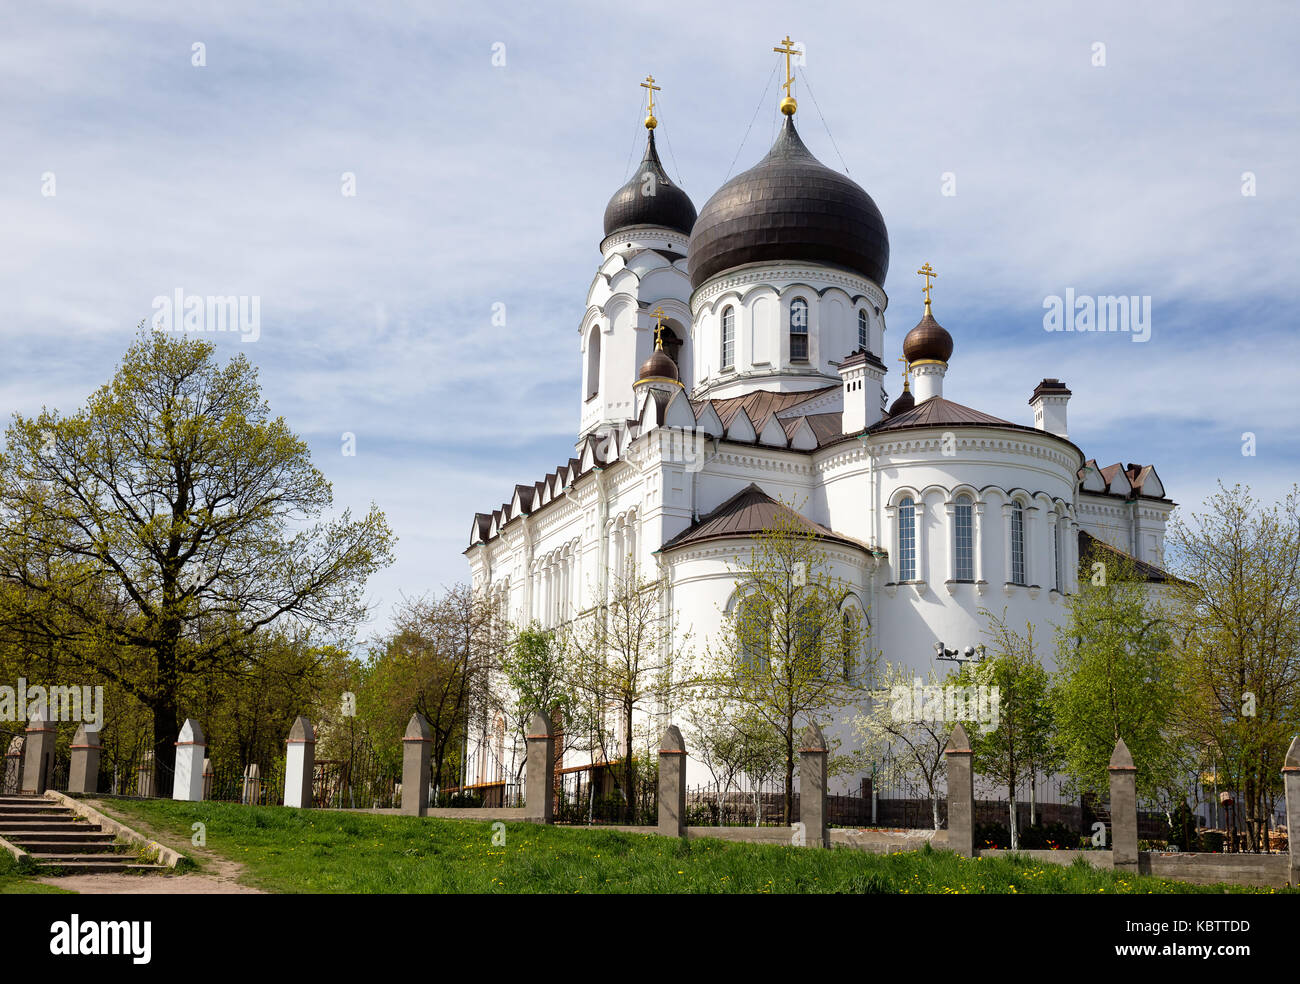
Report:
0,795,168,875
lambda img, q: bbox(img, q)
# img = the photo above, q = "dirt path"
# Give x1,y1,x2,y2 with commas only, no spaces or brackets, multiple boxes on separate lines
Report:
35,800,268,895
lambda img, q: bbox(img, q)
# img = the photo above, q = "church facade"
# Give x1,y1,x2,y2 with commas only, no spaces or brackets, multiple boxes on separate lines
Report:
463,63,1174,794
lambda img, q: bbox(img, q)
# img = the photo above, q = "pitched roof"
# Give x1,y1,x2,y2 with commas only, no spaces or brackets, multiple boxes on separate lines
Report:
870,395,1016,432
1077,530,1188,586
702,386,837,434
658,482,870,553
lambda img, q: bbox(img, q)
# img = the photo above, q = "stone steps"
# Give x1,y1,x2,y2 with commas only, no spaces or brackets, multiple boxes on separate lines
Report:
0,795,169,876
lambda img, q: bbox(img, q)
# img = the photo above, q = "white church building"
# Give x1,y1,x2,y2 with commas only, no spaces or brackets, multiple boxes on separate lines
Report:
463,63,1174,795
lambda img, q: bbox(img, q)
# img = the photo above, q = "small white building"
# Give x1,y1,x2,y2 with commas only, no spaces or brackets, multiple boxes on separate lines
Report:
463,88,1175,795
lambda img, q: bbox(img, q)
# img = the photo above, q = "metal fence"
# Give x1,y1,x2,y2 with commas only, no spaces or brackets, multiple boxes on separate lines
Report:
554,767,655,825
684,780,795,827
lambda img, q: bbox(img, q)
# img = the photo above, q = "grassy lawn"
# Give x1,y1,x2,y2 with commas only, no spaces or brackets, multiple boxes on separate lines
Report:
0,852,74,894
93,798,1290,895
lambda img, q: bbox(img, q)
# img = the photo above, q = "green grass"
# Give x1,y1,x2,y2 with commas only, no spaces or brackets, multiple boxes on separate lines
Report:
95,798,1291,894
0,851,74,894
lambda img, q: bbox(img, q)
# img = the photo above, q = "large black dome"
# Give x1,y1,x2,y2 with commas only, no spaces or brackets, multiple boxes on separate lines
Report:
688,116,889,290
603,130,697,239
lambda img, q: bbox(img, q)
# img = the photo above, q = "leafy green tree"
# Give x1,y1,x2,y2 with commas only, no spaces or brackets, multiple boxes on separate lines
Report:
362,584,502,790
560,560,685,823
0,329,393,778
700,503,872,823
854,661,963,830
499,621,585,781
1051,546,1185,803
962,611,1055,848
1165,482,1300,851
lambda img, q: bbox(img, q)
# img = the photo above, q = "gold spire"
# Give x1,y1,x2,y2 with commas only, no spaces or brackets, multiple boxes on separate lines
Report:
641,75,661,130
773,36,800,115
653,306,667,349
897,355,911,390
917,262,937,316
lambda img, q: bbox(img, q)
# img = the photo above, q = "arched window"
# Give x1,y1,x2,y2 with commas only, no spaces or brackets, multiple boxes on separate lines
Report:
737,597,771,674
898,496,916,581
721,306,735,370
586,326,601,400
1010,501,1026,585
858,309,869,350
789,297,809,361
954,494,973,581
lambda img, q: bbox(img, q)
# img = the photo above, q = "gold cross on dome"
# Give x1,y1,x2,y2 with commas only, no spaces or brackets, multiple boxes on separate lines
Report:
653,306,667,349
640,75,660,118
773,36,799,99
897,356,911,389
917,262,937,313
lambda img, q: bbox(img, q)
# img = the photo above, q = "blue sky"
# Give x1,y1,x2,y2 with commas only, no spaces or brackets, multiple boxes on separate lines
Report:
2,1,1297,642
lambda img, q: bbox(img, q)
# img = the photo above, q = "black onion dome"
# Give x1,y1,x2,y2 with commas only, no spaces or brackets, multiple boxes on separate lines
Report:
888,387,915,416
637,347,680,383
603,131,698,239
902,311,953,363
688,115,889,290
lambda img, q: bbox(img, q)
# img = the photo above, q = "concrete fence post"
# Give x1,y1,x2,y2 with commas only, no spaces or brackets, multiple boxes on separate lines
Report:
284,716,316,809
21,708,56,794
658,724,687,837
242,763,261,805
401,712,432,817
524,709,554,824
68,723,101,795
1108,738,1138,872
202,758,214,800
945,723,975,857
4,736,25,794
1283,735,1300,887
173,719,206,801
137,750,156,798
799,722,830,848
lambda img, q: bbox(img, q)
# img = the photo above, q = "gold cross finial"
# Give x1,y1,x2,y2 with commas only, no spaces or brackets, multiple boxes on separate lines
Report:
653,306,667,349
897,356,911,390
640,75,661,130
773,35,800,115
917,262,937,315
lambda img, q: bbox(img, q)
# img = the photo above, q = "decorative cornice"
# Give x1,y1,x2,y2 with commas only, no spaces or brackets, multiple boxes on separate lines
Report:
690,263,888,314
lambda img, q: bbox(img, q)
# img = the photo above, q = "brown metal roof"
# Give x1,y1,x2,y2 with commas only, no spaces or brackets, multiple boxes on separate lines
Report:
870,395,1014,432
658,482,870,553
1078,530,1188,586
705,385,837,433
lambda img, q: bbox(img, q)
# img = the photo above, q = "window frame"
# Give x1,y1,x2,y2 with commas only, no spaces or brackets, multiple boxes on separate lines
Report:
898,496,916,582
721,305,735,370
789,297,809,362
954,493,974,582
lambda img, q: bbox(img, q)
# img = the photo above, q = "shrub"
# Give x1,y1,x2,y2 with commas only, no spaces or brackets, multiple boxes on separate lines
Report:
1197,830,1225,853
975,821,1010,849
1021,821,1081,850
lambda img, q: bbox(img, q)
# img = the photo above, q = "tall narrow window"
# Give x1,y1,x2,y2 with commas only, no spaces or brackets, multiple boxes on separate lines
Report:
586,327,601,400
841,611,855,681
1053,517,1063,592
898,496,916,581
954,494,973,581
790,297,809,361
1010,501,1026,585
858,309,869,350
738,597,771,674
721,306,735,369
